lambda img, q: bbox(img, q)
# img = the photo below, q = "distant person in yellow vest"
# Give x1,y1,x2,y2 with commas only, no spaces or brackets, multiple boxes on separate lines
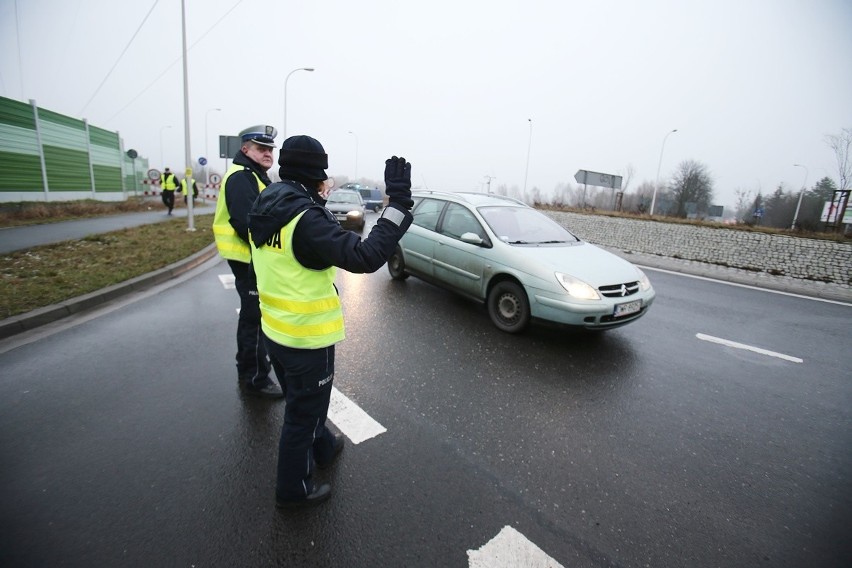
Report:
248,136,414,508
160,167,179,215
213,125,283,399
180,175,198,205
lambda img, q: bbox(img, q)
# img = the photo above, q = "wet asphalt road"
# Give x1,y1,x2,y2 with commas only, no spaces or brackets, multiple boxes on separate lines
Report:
0,215,850,567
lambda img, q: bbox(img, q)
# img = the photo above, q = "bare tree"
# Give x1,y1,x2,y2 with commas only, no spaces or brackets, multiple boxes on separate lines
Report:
733,187,753,222
825,127,851,232
825,127,851,193
668,160,714,217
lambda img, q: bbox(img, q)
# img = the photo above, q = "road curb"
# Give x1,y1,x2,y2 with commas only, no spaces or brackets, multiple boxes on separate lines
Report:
0,243,220,340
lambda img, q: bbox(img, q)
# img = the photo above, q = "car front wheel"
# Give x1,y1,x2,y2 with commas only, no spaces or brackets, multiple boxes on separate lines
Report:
487,280,530,333
388,246,409,280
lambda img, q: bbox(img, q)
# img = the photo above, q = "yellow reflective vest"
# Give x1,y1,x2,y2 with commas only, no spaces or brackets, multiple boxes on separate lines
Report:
250,211,345,349
213,165,265,263
180,177,196,196
160,172,178,191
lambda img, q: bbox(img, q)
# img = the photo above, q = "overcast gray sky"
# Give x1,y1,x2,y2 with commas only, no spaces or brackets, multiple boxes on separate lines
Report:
1,0,850,208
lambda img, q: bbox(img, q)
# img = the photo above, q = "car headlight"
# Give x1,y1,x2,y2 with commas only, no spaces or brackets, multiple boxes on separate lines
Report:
637,268,651,291
347,210,363,218
555,272,600,300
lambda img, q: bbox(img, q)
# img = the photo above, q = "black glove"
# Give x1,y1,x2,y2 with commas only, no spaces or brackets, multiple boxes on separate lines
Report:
384,156,413,210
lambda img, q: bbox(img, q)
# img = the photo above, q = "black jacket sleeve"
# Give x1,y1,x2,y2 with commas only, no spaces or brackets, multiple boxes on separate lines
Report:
293,203,413,273
224,170,260,243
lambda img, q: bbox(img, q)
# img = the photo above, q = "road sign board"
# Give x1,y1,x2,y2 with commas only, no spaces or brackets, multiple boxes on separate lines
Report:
219,135,242,159
574,169,623,189
209,173,222,184
147,168,161,181
198,157,207,166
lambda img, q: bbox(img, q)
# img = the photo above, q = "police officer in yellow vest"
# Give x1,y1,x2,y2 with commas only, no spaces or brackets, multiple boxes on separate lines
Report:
160,167,179,215
213,125,284,399
248,135,414,508
180,175,198,205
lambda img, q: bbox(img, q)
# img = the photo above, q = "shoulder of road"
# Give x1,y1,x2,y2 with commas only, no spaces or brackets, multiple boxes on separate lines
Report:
1,207,849,340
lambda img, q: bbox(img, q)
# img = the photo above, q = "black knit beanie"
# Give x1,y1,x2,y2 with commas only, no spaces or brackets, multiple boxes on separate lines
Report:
278,135,328,183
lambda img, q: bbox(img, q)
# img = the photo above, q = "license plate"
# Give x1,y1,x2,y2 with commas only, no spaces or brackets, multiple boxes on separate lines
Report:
334,213,348,221
613,300,641,317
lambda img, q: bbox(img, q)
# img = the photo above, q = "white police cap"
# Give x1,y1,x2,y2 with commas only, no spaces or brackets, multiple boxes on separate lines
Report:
239,125,278,148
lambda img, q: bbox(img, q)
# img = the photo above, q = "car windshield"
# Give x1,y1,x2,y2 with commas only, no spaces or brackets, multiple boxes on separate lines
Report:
329,192,360,204
479,206,579,244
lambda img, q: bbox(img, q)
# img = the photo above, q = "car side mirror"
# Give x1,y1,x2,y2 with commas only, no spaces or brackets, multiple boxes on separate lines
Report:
460,232,487,246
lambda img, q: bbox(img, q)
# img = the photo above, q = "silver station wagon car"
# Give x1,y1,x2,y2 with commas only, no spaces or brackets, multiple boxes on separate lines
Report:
388,191,655,333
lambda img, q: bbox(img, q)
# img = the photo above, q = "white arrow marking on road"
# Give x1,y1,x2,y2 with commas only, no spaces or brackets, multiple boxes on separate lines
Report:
696,333,803,363
467,526,564,568
218,274,235,289
328,387,386,444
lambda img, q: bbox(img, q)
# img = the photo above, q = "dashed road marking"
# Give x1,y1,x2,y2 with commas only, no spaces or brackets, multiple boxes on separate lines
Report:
696,333,803,363
328,387,386,444
467,526,564,568
218,274,235,289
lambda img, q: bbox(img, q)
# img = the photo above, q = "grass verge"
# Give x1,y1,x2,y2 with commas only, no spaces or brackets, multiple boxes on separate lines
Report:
0,197,168,227
1,214,215,319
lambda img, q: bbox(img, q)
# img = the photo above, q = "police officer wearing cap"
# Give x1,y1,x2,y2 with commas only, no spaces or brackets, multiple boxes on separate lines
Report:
160,167,179,215
213,125,284,398
248,135,414,508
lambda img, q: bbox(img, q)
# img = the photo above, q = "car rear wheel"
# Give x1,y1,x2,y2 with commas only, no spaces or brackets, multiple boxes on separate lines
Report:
388,246,409,280
487,280,530,333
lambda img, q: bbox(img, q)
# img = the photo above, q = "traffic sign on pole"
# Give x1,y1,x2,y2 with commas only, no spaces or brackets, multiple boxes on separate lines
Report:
574,169,623,189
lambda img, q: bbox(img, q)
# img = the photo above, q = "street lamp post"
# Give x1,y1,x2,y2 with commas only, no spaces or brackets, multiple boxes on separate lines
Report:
159,125,172,167
650,128,678,216
523,118,532,194
205,108,221,187
283,67,314,138
484,175,496,194
791,163,809,230
348,131,358,180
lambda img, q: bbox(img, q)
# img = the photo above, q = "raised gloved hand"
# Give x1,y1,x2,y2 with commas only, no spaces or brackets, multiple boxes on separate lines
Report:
384,156,413,210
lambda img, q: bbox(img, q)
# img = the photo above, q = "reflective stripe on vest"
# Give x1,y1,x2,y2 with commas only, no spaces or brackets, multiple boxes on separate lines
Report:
213,165,265,263
250,210,345,349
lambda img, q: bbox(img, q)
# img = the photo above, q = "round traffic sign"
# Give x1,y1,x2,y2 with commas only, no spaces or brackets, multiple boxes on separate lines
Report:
209,173,222,184
147,168,161,181
198,157,208,166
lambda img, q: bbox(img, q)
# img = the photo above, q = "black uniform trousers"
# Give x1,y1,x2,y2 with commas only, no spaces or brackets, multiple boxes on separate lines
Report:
161,189,175,213
264,339,337,500
227,259,271,386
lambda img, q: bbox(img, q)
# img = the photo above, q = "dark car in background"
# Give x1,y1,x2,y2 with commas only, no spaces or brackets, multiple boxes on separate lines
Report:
341,183,384,212
326,189,366,232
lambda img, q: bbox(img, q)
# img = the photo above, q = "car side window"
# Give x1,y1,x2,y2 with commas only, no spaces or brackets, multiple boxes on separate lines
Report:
412,198,445,231
439,203,484,240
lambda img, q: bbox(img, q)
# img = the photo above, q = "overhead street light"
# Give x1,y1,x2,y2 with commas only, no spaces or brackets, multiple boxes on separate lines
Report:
283,67,315,138
650,129,678,216
523,118,532,194
159,125,172,167
348,131,358,180
791,163,809,230
205,108,221,186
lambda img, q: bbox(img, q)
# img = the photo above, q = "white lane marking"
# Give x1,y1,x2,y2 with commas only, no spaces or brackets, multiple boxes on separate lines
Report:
696,333,803,363
639,265,852,306
218,274,238,313
468,526,564,568
328,387,386,444
219,274,385,441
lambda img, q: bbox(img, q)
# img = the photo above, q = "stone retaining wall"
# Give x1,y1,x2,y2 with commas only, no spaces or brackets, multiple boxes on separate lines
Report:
542,211,852,287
